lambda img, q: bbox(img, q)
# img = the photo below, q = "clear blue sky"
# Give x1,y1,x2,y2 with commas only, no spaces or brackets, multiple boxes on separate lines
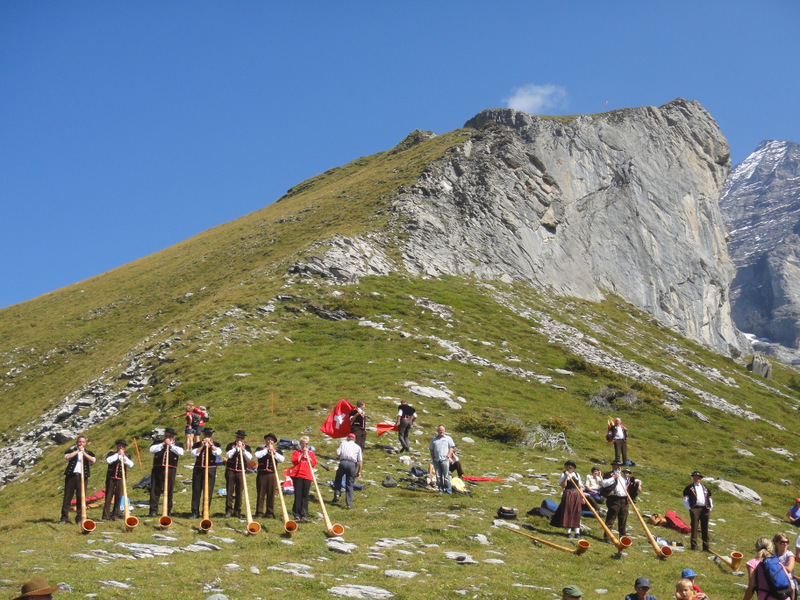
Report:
2,2,798,309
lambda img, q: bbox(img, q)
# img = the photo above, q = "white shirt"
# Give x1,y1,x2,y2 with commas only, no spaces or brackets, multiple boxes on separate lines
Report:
337,439,363,463
106,454,135,468
601,471,629,497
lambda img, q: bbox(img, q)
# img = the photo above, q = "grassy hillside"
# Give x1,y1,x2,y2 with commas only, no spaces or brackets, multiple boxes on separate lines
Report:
1,128,800,599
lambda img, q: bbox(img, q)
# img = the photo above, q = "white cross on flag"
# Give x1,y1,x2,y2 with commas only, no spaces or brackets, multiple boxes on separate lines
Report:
319,398,355,438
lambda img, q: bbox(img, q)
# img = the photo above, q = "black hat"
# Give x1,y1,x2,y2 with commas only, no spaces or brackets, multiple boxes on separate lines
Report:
264,433,277,442
634,577,651,589
691,470,703,478
564,459,577,468
202,427,214,434
114,439,128,447
622,468,632,474
164,427,177,435
235,430,246,437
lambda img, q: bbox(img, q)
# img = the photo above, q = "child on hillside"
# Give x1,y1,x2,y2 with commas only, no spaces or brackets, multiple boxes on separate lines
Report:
174,402,205,448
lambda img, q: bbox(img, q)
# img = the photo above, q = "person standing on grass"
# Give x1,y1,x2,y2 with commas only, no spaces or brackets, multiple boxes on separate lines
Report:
682,471,712,552
608,417,629,465
60,435,96,524
601,460,630,544
190,427,222,519
429,424,455,494
101,439,134,522
550,459,583,539
289,436,317,523
224,430,252,518
395,399,416,452
254,433,284,519
332,432,363,509
148,427,184,517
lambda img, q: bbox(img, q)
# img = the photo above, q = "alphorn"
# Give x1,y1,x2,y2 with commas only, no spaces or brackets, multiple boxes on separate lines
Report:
199,444,213,532
308,459,344,537
624,487,671,558
78,451,96,533
120,452,138,532
158,444,172,529
273,452,297,535
572,476,632,552
504,525,590,555
709,549,743,571
239,447,260,534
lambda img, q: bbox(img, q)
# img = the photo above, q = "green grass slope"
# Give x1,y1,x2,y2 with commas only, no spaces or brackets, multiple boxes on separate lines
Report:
1,127,800,599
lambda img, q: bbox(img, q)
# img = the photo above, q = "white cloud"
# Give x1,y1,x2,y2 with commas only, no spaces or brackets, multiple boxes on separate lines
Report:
504,84,567,114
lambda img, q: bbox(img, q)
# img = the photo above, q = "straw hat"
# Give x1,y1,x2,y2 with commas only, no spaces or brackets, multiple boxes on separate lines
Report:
13,578,59,599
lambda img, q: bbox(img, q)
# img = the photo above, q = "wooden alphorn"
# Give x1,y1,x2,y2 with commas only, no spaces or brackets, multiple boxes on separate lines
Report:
158,444,172,529
120,452,138,532
624,487,671,558
78,451,96,533
709,549,743,570
199,444,213,532
309,459,344,537
504,526,590,554
239,447,260,534
273,452,297,535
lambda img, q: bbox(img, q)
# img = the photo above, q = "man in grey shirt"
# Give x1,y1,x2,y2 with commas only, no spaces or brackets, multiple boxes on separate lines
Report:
429,425,455,494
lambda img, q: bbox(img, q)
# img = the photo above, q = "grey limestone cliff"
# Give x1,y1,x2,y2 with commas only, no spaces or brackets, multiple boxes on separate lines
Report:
720,140,800,362
392,99,748,356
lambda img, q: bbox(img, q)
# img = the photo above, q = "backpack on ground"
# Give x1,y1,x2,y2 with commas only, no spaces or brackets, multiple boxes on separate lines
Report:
496,506,517,520
758,554,794,600
382,475,398,488
664,509,691,534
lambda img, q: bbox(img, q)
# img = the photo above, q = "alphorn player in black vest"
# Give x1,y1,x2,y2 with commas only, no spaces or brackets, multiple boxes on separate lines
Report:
224,430,252,518
190,427,222,518
60,435,96,524
254,433,285,519
148,427,184,517
102,439,134,521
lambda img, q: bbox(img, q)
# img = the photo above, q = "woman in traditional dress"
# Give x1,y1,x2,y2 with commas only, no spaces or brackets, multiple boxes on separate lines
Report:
550,459,583,538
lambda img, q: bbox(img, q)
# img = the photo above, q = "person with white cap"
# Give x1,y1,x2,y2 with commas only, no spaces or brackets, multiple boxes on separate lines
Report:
332,432,363,509
625,577,659,600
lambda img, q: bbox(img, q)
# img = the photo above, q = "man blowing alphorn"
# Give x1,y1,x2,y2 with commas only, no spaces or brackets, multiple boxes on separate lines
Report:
190,427,222,519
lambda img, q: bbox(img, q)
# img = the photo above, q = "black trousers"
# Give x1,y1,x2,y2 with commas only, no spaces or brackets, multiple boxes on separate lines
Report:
689,506,710,550
604,495,628,539
149,467,177,515
256,471,279,517
61,474,88,522
352,428,367,450
225,469,246,514
292,477,312,519
398,419,413,451
102,476,124,520
191,467,218,515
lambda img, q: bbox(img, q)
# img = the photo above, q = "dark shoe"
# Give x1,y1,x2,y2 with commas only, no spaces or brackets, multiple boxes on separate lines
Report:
225,512,233,518
332,494,340,503
191,512,200,519
346,504,354,510
59,519,69,524
148,511,157,517
254,513,264,519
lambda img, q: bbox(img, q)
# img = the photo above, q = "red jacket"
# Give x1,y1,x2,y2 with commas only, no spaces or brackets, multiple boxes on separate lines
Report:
290,450,317,480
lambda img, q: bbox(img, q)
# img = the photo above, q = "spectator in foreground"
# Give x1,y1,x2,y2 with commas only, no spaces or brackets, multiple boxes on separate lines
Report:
625,577,659,600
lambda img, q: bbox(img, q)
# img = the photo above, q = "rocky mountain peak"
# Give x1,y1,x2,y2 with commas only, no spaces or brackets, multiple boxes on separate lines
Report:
719,139,800,361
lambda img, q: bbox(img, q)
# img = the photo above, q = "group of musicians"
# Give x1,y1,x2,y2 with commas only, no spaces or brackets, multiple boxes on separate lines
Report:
60,426,288,525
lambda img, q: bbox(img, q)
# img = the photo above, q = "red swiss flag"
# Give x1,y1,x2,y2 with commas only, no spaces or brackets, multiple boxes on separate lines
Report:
319,398,355,438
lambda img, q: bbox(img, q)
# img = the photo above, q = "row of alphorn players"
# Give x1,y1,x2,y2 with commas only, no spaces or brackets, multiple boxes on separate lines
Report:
62,426,289,524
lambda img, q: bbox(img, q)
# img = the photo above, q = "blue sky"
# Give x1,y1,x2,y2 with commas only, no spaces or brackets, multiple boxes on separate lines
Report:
1,2,798,309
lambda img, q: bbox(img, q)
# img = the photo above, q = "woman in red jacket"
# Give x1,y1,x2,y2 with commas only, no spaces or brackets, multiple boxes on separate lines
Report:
290,437,317,523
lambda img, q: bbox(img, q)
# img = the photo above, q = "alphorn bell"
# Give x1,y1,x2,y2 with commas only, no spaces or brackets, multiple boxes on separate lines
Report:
158,444,172,529
273,452,297,535
120,451,138,532
572,476,632,552
624,487,671,558
199,444,213,532
710,549,743,571
308,457,344,537
78,451,96,533
239,447,260,534
504,525,590,555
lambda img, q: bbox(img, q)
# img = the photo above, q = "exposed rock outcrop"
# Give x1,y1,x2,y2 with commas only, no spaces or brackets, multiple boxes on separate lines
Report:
720,140,800,363
392,99,747,356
